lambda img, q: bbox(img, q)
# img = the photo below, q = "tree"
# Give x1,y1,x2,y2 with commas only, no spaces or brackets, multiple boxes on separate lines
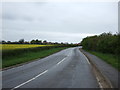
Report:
30,40,36,44
43,40,47,44
19,39,24,44
7,41,11,44
81,32,118,54
2,40,6,44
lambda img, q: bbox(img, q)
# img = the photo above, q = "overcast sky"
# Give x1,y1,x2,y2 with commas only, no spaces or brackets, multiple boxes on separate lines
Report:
1,2,118,43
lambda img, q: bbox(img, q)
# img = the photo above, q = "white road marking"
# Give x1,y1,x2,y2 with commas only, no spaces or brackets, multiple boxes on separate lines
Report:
68,51,72,57
85,56,90,64
12,57,66,89
96,77,103,89
81,51,103,89
81,53,90,64
11,70,48,90
57,58,66,65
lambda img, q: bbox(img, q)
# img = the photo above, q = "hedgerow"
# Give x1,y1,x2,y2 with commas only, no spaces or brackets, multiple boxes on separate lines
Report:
81,32,120,55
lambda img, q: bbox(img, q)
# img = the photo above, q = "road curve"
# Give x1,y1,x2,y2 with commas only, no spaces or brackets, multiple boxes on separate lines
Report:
2,47,99,89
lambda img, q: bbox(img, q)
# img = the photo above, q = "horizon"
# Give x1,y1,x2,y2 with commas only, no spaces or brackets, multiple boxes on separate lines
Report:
1,31,118,44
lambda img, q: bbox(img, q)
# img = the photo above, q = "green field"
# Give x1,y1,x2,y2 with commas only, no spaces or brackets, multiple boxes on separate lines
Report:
2,44,70,68
87,50,119,71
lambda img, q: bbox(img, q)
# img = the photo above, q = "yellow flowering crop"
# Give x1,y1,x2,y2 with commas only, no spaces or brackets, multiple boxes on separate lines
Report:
1,44,53,50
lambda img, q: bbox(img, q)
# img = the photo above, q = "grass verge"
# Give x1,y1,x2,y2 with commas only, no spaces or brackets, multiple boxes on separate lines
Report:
2,47,68,68
86,50,119,71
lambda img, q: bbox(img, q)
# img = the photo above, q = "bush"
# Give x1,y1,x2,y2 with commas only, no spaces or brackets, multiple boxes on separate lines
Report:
81,32,119,55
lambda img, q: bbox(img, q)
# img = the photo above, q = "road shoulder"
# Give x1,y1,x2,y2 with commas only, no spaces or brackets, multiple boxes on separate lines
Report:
80,49,119,88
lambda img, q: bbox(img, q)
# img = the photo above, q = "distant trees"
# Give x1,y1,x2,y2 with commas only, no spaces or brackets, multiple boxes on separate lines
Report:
43,40,47,44
1,40,6,44
7,41,11,44
19,39,24,44
30,39,42,44
1,39,78,46
81,32,119,55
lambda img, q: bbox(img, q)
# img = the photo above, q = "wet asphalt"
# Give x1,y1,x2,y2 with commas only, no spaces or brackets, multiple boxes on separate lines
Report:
2,47,99,89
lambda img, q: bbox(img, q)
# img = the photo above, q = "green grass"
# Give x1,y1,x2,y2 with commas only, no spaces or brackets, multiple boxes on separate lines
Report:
87,50,119,71
2,47,68,68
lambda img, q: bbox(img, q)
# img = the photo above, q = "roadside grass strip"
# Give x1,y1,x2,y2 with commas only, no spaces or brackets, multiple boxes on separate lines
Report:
2,47,69,68
87,51,119,71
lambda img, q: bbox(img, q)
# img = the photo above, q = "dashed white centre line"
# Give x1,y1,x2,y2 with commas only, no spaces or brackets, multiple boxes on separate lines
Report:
11,57,67,90
57,58,66,65
11,70,48,90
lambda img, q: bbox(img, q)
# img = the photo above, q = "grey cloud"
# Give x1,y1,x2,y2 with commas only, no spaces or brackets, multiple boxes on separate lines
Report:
2,13,18,20
2,14,35,22
3,28,97,43
22,16,34,21
2,2,118,43
34,2,47,6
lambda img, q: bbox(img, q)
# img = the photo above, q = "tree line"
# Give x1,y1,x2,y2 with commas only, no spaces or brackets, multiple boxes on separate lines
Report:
1,39,48,44
81,32,120,55
1,39,80,46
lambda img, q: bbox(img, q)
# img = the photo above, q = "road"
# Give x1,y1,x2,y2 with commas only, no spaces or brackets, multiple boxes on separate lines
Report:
2,47,99,89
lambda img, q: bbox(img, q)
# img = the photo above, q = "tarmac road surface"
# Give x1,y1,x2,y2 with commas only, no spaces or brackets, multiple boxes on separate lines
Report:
2,47,99,89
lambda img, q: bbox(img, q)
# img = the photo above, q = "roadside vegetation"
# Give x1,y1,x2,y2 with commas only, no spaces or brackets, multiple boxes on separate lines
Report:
1,39,78,68
81,32,120,70
86,50,119,70
2,46,70,68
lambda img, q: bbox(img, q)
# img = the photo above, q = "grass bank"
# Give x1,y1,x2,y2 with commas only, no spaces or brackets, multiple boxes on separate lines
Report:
86,50,119,71
2,46,69,68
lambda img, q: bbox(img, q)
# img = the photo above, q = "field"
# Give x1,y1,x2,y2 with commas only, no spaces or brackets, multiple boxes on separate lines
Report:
1,44,53,50
3,47,68,68
2,44,72,68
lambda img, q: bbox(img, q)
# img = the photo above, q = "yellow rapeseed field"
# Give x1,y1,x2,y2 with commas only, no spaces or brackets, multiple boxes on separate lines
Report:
1,44,53,50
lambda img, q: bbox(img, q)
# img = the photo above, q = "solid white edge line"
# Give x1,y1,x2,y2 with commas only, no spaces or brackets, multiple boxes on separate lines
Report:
85,57,90,64
81,51,103,89
57,58,66,65
82,53,90,64
96,77,103,89
11,70,48,90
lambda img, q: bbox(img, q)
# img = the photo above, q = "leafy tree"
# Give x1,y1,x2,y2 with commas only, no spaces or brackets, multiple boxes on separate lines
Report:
30,40,36,44
19,39,24,44
2,40,6,44
43,40,47,44
81,32,118,54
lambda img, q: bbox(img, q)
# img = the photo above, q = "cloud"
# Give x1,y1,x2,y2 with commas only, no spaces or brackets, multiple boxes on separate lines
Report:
2,28,98,43
2,13,18,20
2,2,118,43
21,16,34,21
